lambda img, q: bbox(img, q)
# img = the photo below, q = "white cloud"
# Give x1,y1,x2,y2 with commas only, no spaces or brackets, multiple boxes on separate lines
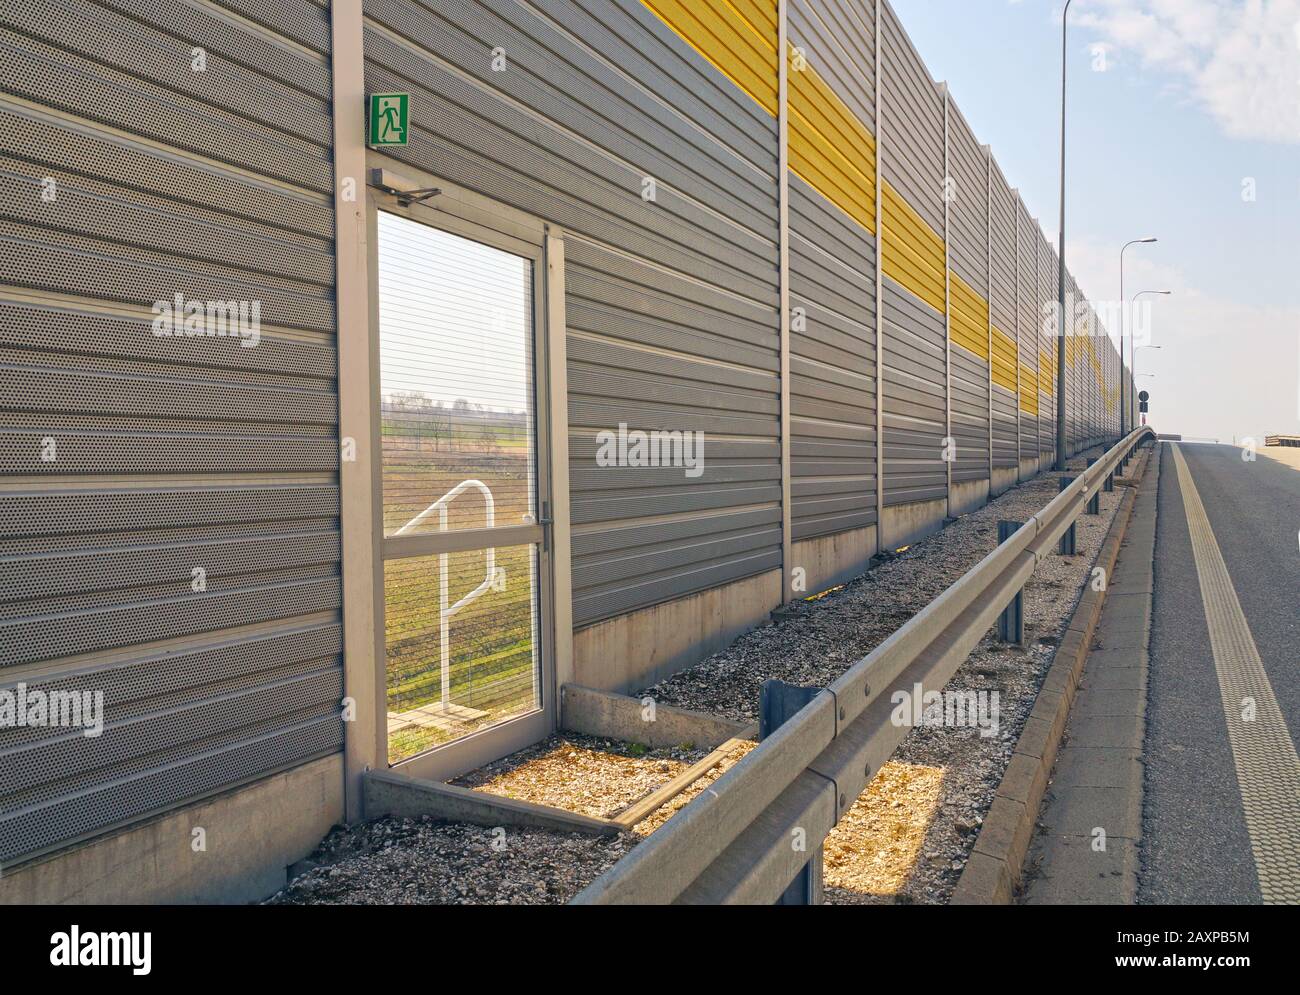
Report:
1076,0,1300,144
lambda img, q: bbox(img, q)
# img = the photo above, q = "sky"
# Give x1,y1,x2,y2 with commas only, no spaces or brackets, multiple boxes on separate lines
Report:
891,0,1300,443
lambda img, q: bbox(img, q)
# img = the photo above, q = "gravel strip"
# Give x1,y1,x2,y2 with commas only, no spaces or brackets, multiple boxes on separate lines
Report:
272,451,1122,905
265,818,633,905
640,449,1124,904
452,733,709,821
824,760,945,904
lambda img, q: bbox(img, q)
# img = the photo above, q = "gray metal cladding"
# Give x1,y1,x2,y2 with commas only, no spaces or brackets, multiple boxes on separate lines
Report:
785,7,878,543
789,0,875,125
882,277,947,504
880,1,943,235
988,162,1016,335
565,235,781,625
1038,231,1058,452
362,0,785,626
949,346,988,483
944,99,986,294
988,161,1017,468
0,0,340,866
363,0,778,301
1016,198,1039,461
992,387,1018,468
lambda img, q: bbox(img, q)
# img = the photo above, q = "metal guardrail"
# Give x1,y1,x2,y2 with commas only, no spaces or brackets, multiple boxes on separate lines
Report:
572,428,1157,905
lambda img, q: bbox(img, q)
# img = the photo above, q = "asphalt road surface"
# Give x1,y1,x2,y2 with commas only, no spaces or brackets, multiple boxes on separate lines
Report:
1140,443,1300,904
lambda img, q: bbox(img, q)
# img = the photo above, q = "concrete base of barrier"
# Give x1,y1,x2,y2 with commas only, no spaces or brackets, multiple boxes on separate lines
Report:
880,496,947,549
949,478,989,517
0,754,343,905
991,465,1019,497
572,568,783,693
1018,457,1040,482
363,769,621,836
560,683,751,749
792,524,877,593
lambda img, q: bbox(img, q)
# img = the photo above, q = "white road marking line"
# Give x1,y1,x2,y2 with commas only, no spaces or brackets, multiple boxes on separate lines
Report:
1170,444,1300,903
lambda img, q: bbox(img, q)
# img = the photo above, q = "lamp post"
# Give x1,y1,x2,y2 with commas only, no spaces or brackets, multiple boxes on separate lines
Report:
1134,345,1162,381
1119,237,1157,434
1131,290,1171,429
1054,0,1075,470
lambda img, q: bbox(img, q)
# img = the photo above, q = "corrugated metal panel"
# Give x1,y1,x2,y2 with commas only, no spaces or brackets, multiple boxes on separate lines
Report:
786,2,878,541
1068,274,1084,451
880,3,946,509
1039,231,1057,456
880,1,942,236
641,0,779,113
788,0,877,235
950,345,989,483
989,159,1017,468
946,107,989,485
0,0,341,867
882,277,947,505
789,176,877,539
408,1,782,626
945,99,985,299
1016,197,1040,454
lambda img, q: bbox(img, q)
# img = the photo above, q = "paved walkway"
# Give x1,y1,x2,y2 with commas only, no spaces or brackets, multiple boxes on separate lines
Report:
1021,446,1156,903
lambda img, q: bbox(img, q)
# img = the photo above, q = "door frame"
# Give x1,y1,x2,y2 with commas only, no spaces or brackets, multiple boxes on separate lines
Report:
360,155,571,784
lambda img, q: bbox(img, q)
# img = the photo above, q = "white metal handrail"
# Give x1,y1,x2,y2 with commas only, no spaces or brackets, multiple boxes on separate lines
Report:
395,479,495,709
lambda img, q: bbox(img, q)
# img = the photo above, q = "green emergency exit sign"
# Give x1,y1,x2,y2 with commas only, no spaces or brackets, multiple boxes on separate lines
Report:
368,93,409,147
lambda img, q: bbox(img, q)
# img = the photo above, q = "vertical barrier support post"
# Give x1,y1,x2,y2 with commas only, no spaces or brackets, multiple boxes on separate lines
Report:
1058,477,1077,555
996,521,1024,644
759,679,825,905
1085,458,1100,513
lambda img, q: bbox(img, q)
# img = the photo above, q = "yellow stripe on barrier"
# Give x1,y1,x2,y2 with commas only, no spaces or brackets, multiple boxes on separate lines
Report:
992,326,1017,391
883,180,945,311
642,0,779,114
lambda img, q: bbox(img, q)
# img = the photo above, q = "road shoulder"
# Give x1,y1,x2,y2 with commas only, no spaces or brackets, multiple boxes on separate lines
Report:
1019,444,1159,904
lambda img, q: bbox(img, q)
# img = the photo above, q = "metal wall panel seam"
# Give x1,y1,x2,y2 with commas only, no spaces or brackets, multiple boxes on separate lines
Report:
779,0,792,601
330,0,378,822
873,0,884,551
941,82,951,512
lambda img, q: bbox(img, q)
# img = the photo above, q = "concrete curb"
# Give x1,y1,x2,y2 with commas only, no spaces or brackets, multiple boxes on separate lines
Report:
950,446,1152,905
560,683,753,750
363,769,623,837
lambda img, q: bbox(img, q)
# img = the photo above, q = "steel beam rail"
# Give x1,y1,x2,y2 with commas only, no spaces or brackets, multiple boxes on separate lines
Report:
573,428,1155,905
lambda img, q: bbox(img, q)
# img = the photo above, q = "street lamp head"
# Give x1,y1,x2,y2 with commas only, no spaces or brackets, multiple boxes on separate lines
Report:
1139,237,1158,244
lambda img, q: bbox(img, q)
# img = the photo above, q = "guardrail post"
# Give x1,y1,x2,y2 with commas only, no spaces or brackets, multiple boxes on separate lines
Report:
1085,459,1100,513
759,679,824,905
1103,467,1114,493
1057,477,1077,555
996,521,1024,644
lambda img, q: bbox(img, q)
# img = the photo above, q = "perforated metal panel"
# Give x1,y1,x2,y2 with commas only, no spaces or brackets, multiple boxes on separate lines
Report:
786,1,878,542
363,0,783,627
0,0,340,867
